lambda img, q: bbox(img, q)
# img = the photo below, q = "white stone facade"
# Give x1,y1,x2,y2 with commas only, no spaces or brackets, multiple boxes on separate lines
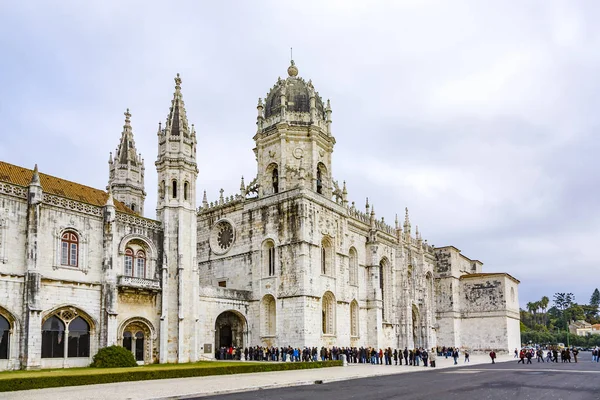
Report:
0,62,520,370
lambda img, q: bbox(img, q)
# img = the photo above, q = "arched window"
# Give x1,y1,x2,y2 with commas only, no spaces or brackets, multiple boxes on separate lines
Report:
321,238,332,276
42,311,91,359
349,248,358,286
350,300,359,337
61,231,79,267
123,331,132,352
131,203,136,212
261,295,276,336
379,259,390,321
124,247,147,278
0,314,9,359
322,292,336,335
184,182,189,200
67,317,90,358
172,180,178,199
272,168,279,194
135,331,144,361
316,168,323,194
41,316,65,358
124,248,134,276
264,241,276,277
135,251,146,278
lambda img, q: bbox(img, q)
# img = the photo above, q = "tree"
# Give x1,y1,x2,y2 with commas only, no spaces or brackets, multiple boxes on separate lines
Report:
590,288,600,308
553,293,574,313
540,296,549,325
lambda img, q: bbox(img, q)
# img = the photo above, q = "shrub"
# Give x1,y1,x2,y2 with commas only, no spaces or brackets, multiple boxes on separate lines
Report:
0,360,342,392
90,345,137,368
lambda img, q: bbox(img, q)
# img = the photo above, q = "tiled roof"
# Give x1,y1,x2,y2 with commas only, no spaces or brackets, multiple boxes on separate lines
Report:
0,161,135,214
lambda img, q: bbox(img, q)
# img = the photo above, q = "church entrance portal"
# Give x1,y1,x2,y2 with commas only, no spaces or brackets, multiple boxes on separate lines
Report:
215,311,246,350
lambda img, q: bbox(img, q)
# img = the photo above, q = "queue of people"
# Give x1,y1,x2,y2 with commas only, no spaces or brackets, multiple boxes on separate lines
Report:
216,345,450,367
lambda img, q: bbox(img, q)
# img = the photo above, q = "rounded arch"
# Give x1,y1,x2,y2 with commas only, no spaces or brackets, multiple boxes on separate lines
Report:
117,316,157,340
215,310,248,351
262,238,277,277
379,257,391,321
41,305,98,332
320,236,334,276
348,247,358,285
265,162,279,195
260,294,277,336
0,305,20,329
118,234,158,258
0,305,19,361
322,291,336,335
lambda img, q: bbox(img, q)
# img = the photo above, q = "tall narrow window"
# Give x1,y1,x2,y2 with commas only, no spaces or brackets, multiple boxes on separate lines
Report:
172,180,178,199
61,232,78,267
135,251,146,278
124,248,134,276
67,317,90,358
184,182,189,200
0,315,9,359
379,261,385,320
321,246,326,274
272,168,279,194
322,292,336,334
131,203,136,212
349,248,358,286
268,245,275,276
41,316,65,358
316,168,323,194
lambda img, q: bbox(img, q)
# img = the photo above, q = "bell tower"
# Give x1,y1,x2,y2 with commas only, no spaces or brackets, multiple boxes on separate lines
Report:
253,60,334,197
155,73,199,363
108,109,146,215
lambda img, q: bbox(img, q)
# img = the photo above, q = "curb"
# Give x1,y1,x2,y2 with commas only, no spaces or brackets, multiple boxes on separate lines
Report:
152,358,512,399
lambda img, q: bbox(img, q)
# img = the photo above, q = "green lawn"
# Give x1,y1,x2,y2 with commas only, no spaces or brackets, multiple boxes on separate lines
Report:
0,360,342,392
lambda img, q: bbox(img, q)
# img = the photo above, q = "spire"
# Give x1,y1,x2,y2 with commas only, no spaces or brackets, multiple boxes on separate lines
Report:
404,207,411,234
30,164,41,186
202,190,208,208
108,108,146,216
115,108,138,166
240,176,246,195
165,73,191,137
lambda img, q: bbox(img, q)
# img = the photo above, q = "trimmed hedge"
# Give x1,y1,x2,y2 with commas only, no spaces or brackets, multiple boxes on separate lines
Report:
0,361,342,392
90,345,137,368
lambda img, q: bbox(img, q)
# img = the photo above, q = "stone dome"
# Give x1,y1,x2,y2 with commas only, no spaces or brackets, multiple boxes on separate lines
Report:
263,61,326,120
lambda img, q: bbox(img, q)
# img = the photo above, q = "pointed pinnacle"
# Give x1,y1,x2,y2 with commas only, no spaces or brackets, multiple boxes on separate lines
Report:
30,164,40,185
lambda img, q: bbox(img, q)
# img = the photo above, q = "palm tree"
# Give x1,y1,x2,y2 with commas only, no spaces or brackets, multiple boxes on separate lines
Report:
540,296,549,326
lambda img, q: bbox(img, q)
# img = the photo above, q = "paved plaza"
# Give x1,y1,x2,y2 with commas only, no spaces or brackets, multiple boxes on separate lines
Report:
1,353,598,400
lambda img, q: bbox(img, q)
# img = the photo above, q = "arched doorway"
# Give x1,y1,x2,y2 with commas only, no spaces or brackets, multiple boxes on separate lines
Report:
215,311,246,350
119,318,154,364
412,304,420,348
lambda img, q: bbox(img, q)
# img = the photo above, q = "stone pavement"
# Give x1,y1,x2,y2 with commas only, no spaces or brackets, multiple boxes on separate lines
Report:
0,353,514,400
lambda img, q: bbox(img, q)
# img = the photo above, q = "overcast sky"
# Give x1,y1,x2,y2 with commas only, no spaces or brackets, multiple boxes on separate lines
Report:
1,0,598,310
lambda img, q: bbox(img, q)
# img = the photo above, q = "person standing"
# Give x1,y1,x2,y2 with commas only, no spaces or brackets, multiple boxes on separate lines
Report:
489,350,496,364
452,348,459,365
403,347,409,365
429,348,436,367
464,350,470,363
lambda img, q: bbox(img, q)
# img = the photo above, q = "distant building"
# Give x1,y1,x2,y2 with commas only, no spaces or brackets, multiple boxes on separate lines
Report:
0,61,520,370
569,320,592,336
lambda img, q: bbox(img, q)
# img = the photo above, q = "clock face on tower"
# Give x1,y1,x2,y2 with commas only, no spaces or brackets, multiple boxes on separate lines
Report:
210,219,235,255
